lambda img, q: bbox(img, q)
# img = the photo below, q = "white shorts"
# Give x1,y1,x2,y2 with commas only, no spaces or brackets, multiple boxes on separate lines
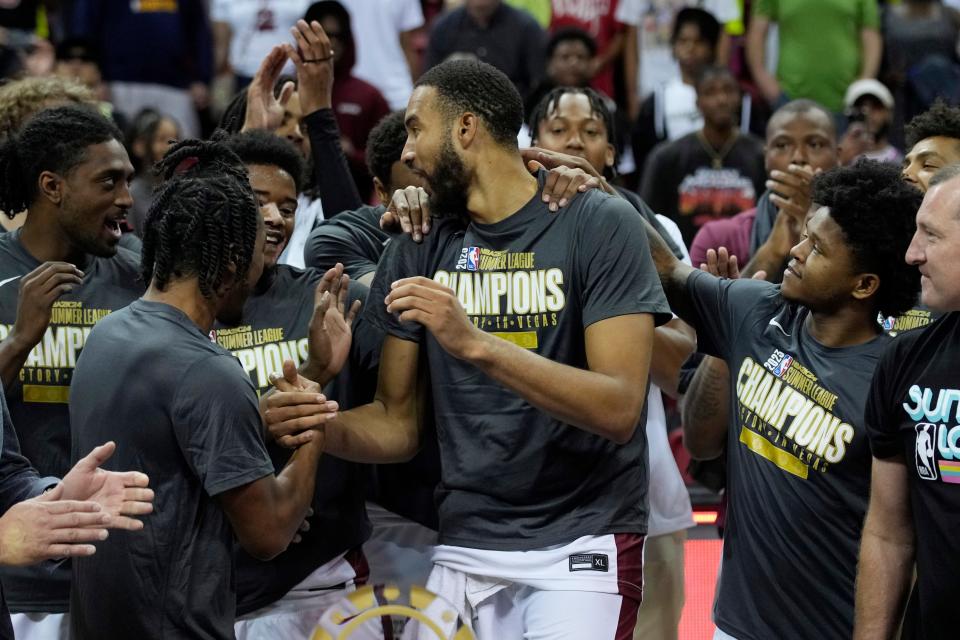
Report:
424,533,644,640
10,613,69,640
234,549,371,640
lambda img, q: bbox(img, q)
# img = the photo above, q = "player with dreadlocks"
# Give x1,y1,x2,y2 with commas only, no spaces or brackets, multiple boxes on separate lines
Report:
0,103,142,638
69,135,339,640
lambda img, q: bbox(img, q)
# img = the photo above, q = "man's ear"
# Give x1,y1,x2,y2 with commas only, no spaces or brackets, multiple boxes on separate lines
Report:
38,171,64,206
457,112,479,149
373,176,389,205
850,272,880,304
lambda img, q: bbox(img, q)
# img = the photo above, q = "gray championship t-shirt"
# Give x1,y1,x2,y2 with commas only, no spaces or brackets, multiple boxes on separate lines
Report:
0,229,142,612
69,300,274,640
304,204,394,282
686,272,890,640
212,265,371,615
366,179,671,550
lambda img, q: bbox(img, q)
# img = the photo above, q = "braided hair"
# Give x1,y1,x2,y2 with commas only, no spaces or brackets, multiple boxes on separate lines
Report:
140,134,260,299
0,103,122,217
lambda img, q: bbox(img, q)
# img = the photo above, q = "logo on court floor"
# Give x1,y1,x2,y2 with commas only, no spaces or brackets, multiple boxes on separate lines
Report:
569,553,608,572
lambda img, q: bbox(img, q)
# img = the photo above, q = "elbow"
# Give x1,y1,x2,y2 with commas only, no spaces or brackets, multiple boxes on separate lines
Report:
681,422,724,460
238,533,287,561
604,395,646,445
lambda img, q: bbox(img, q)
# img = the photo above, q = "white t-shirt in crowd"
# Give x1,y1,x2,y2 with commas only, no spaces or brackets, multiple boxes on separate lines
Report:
212,0,311,79
645,214,695,538
615,0,740,98
337,0,425,111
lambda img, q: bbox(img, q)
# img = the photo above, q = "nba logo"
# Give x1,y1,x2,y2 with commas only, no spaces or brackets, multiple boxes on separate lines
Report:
915,423,938,481
773,354,794,377
466,247,480,271
882,316,895,332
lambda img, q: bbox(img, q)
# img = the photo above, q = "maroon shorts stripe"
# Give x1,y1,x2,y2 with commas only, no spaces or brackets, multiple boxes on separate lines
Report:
614,532,645,640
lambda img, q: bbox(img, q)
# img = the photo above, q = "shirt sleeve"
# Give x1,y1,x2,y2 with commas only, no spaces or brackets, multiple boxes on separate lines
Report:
398,0,426,32
303,222,379,281
865,340,906,459
171,355,275,497
685,270,779,361
613,0,642,26
578,195,672,328
303,109,363,218
361,234,426,343
0,391,56,513
751,0,778,20
859,0,880,30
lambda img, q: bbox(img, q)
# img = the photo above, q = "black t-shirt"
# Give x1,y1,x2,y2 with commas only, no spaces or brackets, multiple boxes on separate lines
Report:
639,132,766,246
211,265,371,615
303,204,392,282
69,300,275,640
866,312,960,640
0,229,142,612
365,176,671,550
686,271,890,640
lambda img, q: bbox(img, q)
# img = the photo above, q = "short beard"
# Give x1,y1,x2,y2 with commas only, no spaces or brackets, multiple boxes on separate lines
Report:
424,138,471,222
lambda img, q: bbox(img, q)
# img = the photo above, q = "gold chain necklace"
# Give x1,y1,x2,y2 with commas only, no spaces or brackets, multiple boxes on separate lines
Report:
696,129,740,169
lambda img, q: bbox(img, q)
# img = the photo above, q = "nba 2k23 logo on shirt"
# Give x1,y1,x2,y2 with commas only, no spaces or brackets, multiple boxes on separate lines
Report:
436,247,566,348
0,302,111,403
734,350,852,478
210,325,308,393
903,386,960,485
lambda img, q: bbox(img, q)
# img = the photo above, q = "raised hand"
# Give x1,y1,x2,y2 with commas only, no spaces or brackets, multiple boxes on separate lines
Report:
263,360,339,449
0,491,109,567
242,46,296,133
767,163,816,229
58,441,154,531
303,264,362,384
284,19,335,115
701,247,767,281
522,147,613,209
10,261,83,350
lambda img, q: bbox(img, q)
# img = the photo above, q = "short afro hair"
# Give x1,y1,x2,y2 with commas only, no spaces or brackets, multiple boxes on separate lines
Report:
547,27,597,59
0,104,123,217
672,7,721,49
224,129,307,193
415,59,523,148
811,159,922,319
366,110,407,185
905,99,960,150
0,76,96,136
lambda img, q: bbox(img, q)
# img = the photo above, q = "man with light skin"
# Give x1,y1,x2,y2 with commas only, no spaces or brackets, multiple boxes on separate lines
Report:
265,58,669,639
900,100,960,193
854,164,960,640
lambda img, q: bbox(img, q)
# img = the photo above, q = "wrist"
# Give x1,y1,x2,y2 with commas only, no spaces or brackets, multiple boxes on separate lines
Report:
460,328,494,365
6,328,39,356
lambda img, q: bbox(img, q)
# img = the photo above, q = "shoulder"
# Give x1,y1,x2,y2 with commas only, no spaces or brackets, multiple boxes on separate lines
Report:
279,264,324,288
112,245,142,272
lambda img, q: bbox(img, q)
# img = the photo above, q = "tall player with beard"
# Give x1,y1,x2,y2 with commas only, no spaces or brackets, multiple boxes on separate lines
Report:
0,104,141,639
69,136,338,640
265,59,670,639
640,160,922,640
212,130,373,639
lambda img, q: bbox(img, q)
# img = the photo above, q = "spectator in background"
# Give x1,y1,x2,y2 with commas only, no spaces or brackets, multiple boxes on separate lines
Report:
505,0,552,27
426,0,547,101
212,0,312,90
881,0,960,149
901,100,960,193
548,0,625,100
632,7,750,180
616,0,740,121
305,1,391,203
641,65,765,245
840,79,902,165
746,0,882,117
70,0,213,138
689,99,839,275
525,28,611,121
125,109,181,238
53,38,106,102
337,0,424,111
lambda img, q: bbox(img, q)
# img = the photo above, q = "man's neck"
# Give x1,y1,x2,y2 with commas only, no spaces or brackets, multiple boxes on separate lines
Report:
804,304,881,349
143,279,218,334
701,123,736,150
19,208,88,266
465,148,540,226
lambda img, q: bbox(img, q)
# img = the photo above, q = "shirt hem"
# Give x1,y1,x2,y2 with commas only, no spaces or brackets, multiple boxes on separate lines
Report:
438,523,646,552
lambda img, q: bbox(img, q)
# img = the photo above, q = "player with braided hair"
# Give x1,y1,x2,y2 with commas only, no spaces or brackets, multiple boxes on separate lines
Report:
0,103,142,638
69,133,341,640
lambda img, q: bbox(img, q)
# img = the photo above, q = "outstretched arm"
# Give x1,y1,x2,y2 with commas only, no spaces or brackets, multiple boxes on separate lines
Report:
639,216,697,323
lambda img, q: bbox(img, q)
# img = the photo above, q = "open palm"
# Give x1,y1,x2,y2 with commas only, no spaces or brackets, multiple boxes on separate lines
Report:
59,442,154,531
